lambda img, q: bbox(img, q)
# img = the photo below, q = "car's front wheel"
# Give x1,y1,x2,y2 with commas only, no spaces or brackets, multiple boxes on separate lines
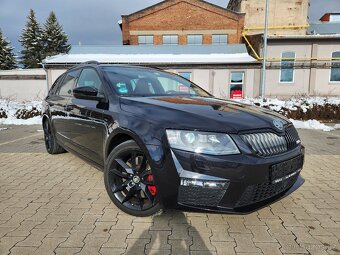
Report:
104,140,162,217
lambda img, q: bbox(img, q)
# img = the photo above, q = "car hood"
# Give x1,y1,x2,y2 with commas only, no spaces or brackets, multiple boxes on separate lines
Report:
119,96,290,133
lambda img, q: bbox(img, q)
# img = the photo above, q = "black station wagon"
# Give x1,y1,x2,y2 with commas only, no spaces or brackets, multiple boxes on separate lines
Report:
42,62,304,216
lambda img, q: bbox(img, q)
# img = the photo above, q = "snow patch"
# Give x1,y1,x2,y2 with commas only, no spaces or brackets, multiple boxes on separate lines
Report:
0,99,42,125
290,119,335,132
237,97,340,113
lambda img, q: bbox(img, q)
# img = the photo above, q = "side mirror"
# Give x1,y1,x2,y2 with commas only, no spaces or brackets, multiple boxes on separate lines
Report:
73,86,105,101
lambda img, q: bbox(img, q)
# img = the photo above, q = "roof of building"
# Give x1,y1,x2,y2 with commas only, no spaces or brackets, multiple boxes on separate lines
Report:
320,12,340,20
43,45,257,65
122,0,243,20
307,23,340,35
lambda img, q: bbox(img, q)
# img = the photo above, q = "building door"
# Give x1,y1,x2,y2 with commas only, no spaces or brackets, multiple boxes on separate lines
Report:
230,72,244,99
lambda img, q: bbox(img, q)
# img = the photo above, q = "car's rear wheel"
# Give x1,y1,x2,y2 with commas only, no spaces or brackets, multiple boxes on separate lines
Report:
43,120,66,154
104,140,162,217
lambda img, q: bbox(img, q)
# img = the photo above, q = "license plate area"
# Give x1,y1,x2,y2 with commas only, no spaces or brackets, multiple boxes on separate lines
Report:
270,155,303,184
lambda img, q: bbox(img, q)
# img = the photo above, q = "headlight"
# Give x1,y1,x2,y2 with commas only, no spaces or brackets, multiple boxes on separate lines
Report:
166,129,240,155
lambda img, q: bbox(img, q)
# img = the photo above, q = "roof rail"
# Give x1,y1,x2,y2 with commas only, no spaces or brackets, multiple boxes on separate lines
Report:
84,60,100,65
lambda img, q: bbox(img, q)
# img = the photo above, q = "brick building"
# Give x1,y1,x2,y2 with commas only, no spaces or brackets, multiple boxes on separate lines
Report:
120,0,245,45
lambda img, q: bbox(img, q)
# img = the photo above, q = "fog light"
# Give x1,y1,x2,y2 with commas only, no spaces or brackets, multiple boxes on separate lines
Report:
180,178,228,189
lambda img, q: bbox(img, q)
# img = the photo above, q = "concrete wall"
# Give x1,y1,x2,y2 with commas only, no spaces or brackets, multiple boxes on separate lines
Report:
228,0,309,35
9,61,339,102
46,69,67,89
312,43,340,96
0,69,47,101
265,40,340,97
265,43,312,96
171,68,258,99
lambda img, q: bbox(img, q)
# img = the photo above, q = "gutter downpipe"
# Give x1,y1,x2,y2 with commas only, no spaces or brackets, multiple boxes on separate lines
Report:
260,0,269,97
41,63,49,97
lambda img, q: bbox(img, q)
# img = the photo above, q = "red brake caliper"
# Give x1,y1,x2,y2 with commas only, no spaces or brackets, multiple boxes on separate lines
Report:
147,175,157,196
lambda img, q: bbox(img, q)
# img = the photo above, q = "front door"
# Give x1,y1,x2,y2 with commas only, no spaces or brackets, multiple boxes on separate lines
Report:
66,68,107,165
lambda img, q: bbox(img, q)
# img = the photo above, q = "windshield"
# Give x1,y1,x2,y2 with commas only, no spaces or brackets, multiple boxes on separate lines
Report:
101,66,211,97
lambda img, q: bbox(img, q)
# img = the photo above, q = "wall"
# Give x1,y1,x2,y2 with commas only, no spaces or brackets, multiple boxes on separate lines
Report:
122,0,245,45
46,69,67,88
265,40,340,97
228,0,309,35
265,43,312,96
45,55,340,100
312,43,340,96
170,68,258,99
0,69,47,101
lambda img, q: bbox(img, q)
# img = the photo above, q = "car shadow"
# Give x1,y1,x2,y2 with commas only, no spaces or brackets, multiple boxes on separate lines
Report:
125,210,214,255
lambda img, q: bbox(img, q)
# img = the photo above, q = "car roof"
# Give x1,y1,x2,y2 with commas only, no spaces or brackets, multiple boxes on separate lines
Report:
68,62,160,72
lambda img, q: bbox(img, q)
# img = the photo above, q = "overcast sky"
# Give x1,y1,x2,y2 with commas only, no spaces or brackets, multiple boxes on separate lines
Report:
0,0,338,53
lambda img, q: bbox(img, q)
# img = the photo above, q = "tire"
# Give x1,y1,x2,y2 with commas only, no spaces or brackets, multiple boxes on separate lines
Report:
104,140,162,217
43,120,66,154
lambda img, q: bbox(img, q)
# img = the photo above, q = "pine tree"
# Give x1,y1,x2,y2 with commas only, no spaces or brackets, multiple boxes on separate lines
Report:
42,11,71,58
0,30,17,70
19,9,43,68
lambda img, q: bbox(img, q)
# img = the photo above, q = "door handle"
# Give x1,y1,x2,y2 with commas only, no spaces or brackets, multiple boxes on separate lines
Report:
64,105,74,111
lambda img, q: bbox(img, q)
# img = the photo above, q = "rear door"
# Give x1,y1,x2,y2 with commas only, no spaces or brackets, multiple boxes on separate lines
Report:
50,69,80,146
65,67,107,165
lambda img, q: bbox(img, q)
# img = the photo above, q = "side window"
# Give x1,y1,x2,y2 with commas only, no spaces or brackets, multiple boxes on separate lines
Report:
178,72,192,81
57,70,80,96
77,68,103,93
49,74,64,95
157,76,194,94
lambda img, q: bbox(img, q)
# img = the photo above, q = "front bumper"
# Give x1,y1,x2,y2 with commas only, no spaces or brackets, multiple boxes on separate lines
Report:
149,142,305,213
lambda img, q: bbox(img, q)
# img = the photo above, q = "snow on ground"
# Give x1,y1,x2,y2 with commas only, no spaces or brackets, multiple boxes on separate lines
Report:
237,97,340,113
0,99,42,125
235,97,340,131
289,119,335,132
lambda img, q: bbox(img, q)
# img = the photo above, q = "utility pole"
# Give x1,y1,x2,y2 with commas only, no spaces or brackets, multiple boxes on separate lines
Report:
260,0,269,97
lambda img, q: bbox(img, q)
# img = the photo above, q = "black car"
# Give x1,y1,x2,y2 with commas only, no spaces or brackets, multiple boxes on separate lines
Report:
42,62,304,216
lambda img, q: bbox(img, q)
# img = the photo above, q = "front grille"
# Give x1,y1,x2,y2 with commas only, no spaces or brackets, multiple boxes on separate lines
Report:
178,186,227,207
241,126,300,157
236,174,298,207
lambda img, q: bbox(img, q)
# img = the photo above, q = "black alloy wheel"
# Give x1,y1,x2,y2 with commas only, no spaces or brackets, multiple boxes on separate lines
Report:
104,140,162,216
43,120,65,154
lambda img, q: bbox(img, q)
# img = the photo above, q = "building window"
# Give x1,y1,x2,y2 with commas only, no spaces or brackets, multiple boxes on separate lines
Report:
212,34,228,44
138,35,153,45
187,35,203,45
163,35,178,45
230,72,244,99
280,51,295,83
330,51,340,82
178,72,192,81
